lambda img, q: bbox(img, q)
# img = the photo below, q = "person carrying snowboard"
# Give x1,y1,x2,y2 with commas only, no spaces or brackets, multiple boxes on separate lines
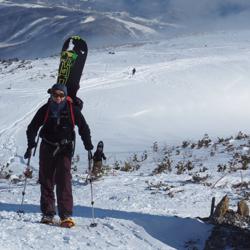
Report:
24,83,93,228
92,141,106,178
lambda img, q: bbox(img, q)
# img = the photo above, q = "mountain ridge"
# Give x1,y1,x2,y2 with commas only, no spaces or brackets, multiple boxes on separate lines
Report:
1,0,250,58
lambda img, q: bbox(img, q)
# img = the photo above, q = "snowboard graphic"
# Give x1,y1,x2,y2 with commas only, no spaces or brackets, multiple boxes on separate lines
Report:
57,36,88,100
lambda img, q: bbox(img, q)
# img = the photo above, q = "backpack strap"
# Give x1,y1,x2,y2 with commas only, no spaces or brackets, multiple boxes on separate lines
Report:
44,103,50,124
66,96,75,128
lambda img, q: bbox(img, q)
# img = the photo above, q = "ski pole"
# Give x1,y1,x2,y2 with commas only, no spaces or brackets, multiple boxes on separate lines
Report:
33,136,40,157
88,153,97,227
89,177,97,227
84,173,90,185
33,128,42,157
17,153,32,215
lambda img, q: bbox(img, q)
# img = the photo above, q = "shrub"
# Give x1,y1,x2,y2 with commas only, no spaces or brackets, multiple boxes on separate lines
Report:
182,141,190,148
152,157,172,175
152,141,159,152
235,131,248,140
217,164,227,172
175,160,194,175
120,161,140,172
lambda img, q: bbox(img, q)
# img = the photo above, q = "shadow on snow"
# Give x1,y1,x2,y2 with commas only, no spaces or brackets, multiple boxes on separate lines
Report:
0,202,211,249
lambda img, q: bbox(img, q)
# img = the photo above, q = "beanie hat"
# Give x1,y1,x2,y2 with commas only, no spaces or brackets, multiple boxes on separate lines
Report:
50,83,68,96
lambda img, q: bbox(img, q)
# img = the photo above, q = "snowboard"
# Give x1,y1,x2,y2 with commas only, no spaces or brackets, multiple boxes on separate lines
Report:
56,36,88,109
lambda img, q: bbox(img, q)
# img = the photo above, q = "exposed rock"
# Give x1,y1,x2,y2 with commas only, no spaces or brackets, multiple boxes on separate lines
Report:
237,200,249,217
212,195,229,219
204,225,250,250
200,196,250,249
211,196,250,228
222,210,250,228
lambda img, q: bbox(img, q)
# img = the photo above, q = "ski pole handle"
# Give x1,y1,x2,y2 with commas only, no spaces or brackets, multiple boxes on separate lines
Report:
24,150,33,178
88,158,92,172
88,150,92,161
88,151,93,173
24,168,33,178
33,139,39,157
27,156,31,167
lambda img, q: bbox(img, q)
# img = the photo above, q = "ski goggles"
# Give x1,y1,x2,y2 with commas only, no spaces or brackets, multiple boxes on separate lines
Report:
52,91,65,98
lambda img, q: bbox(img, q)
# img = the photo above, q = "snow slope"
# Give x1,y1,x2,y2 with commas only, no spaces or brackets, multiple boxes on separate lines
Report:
0,30,250,249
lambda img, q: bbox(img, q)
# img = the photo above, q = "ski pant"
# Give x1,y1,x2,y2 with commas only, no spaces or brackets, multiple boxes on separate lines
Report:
92,161,102,177
39,141,73,219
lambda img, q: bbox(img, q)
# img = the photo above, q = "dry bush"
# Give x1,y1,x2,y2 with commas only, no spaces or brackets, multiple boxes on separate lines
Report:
230,153,250,171
132,151,147,162
152,141,159,152
192,174,209,183
152,156,172,175
232,182,249,189
119,153,146,172
235,131,249,140
240,155,250,170
175,160,194,175
0,163,11,180
199,166,208,173
113,160,122,170
217,164,227,172
182,141,190,148
166,189,184,198
120,161,140,172
197,134,212,149
145,180,173,192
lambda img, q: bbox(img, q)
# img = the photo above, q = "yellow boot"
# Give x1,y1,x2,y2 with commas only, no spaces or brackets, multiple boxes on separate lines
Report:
60,217,75,228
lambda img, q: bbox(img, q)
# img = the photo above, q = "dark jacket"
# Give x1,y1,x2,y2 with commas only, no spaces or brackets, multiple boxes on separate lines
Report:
93,151,106,162
26,100,93,151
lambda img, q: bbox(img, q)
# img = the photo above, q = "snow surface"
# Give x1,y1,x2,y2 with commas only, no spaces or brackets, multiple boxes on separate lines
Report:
7,17,49,42
0,1,47,8
107,14,157,36
0,30,250,249
81,16,96,24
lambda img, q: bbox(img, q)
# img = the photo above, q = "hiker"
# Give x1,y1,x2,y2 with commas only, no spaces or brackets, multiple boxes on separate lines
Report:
132,68,136,75
24,83,93,228
92,141,106,178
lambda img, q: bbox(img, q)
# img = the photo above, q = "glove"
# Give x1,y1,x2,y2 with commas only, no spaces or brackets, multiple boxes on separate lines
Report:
24,168,33,178
88,150,92,161
24,148,32,159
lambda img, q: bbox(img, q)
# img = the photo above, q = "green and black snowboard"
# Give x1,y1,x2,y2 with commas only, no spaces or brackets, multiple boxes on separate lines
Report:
56,36,88,110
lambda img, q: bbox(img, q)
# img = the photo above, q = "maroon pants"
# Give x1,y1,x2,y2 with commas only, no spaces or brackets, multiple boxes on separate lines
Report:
39,142,73,219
